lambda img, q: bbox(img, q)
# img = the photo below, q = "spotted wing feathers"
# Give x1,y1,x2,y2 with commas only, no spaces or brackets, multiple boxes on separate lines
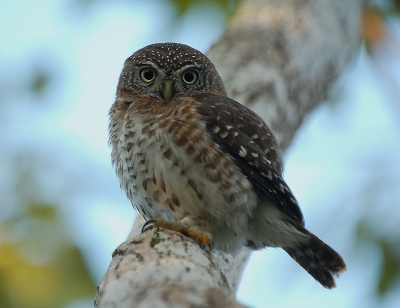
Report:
195,93,304,224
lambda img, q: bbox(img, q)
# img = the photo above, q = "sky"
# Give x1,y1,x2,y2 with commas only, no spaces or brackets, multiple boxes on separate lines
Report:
1,1,400,307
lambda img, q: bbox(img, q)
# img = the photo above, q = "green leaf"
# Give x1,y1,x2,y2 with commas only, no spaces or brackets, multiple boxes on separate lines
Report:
27,203,57,222
356,220,400,297
170,0,236,16
30,71,50,95
377,240,400,296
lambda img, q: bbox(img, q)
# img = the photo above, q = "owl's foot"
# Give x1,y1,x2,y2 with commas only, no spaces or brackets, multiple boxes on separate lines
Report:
142,218,214,252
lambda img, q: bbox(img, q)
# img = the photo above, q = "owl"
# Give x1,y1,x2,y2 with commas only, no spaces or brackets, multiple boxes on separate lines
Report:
109,43,346,289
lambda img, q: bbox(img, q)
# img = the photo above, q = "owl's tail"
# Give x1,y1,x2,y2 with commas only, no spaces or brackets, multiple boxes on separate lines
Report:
283,228,347,289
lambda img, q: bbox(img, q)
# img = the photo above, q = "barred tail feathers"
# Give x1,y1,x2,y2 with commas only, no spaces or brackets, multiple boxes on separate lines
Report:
284,230,346,289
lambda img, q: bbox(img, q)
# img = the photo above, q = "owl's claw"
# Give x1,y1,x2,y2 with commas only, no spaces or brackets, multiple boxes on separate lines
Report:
200,239,214,252
141,218,214,252
141,219,156,233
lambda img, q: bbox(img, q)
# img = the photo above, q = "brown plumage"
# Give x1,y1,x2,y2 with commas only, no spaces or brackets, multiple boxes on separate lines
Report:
109,42,346,288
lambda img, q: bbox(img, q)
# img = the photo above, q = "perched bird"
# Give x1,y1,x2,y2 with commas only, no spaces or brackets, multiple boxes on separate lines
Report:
109,42,346,289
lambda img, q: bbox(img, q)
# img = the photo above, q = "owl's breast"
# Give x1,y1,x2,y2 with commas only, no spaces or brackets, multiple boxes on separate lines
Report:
112,104,258,233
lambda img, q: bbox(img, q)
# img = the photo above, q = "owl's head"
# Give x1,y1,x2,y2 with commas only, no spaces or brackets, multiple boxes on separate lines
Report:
117,43,227,103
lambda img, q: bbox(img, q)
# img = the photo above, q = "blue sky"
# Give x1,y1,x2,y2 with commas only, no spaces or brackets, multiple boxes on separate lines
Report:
1,1,400,307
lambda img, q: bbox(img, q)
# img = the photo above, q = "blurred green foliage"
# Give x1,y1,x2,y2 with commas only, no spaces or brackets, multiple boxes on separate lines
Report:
30,71,50,96
357,222,400,297
169,0,236,15
0,168,97,308
378,240,400,295
71,0,237,15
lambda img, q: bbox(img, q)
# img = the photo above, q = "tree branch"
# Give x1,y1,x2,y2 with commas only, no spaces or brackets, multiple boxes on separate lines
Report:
95,0,364,307
95,215,247,308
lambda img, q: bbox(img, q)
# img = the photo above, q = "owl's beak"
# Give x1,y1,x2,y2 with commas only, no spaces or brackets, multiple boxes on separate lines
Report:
162,80,174,104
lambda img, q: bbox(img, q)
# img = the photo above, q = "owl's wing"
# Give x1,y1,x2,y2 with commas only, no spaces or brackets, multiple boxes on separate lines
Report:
195,93,304,225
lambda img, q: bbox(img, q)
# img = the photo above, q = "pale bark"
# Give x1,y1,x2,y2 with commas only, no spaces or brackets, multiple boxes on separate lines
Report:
95,0,364,307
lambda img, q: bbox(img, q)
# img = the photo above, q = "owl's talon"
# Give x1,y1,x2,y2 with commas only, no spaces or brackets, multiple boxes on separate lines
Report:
141,219,156,233
209,239,214,252
200,239,214,252
142,218,214,251
186,227,213,252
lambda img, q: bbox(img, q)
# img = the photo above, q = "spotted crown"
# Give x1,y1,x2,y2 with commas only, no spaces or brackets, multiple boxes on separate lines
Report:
125,43,213,73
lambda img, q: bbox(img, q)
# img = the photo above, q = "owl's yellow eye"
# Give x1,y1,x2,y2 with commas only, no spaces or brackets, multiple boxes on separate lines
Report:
182,69,198,85
140,68,156,82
